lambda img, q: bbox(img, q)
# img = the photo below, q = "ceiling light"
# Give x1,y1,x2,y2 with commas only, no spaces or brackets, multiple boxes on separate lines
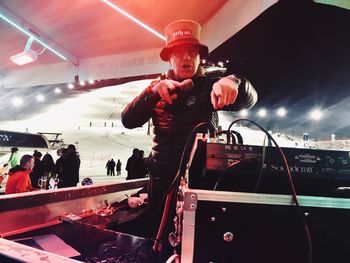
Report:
1,13,67,61
10,37,38,65
102,0,165,41
0,5,78,65
10,49,38,65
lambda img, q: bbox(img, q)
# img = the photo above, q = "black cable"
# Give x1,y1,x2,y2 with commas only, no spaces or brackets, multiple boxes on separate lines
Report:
89,239,155,263
131,238,156,263
175,122,212,180
99,244,129,263
253,134,267,193
227,118,313,263
216,130,236,144
100,245,123,258
154,122,211,215
213,157,261,191
158,186,181,244
213,160,242,190
217,129,243,145
231,130,243,145
151,122,211,252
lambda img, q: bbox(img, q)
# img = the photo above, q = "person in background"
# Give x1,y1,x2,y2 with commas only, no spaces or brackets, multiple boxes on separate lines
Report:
126,148,139,180
55,148,67,188
109,158,116,176
116,159,122,176
30,150,44,189
5,155,35,194
106,159,111,175
7,147,20,168
60,144,80,188
42,153,55,175
42,153,56,189
0,163,8,188
0,147,19,187
134,150,148,179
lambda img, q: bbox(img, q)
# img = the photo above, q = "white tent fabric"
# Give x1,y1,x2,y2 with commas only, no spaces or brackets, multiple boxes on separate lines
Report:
0,0,278,88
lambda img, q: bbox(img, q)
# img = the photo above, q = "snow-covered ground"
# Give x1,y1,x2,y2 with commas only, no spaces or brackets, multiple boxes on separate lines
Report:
0,80,152,187
0,79,307,188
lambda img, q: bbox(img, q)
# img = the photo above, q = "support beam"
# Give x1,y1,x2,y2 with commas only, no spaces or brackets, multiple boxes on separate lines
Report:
1,48,168,88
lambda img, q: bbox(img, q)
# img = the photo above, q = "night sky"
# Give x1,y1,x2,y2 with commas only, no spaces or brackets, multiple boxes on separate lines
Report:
210,0,350,139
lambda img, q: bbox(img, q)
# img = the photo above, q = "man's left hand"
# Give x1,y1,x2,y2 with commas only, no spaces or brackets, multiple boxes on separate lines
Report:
210,78,239,110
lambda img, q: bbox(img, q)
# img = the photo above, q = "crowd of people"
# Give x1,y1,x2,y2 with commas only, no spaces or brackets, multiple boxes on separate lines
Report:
1,144,152,195
105,148,149,179
105,158,122,176
0,143,153,195
1,144,81,194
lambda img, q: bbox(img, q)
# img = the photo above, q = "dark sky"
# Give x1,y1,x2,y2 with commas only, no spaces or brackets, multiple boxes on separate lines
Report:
210,0,350,139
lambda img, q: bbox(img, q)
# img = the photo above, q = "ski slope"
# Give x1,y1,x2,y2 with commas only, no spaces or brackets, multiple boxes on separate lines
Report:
0,79,305,187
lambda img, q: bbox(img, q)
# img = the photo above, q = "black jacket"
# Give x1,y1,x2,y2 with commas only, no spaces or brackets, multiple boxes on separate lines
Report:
59,153,80,188
121,72,257,180
30,159,44,189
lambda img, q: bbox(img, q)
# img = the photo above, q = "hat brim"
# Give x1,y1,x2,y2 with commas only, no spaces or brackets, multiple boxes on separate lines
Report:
160,39,209,61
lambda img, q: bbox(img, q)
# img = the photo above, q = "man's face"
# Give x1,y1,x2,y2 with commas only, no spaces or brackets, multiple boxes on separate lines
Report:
169,45,200,79
25,158,35,170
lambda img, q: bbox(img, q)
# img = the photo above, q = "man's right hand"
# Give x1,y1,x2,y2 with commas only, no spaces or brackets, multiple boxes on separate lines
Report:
151,79,183,104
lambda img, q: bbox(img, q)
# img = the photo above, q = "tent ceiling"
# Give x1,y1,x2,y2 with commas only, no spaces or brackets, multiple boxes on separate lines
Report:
0,0,227,72
0,0,282,88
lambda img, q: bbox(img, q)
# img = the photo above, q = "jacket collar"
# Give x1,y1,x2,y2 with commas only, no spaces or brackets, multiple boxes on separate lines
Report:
8,165,27,175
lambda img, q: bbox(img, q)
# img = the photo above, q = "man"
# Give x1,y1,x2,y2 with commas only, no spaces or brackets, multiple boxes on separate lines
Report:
134,150,148,179
60,144,80,188
122,20,257,234
106,159,111,175
116,159,122,176
109,158,116,176
5,154,35,194
30,150,44,189
55,148,66,188
125,148,139,180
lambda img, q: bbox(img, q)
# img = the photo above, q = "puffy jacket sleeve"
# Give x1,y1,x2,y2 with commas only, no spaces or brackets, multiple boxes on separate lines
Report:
223,75,258,111
121,83,160,129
